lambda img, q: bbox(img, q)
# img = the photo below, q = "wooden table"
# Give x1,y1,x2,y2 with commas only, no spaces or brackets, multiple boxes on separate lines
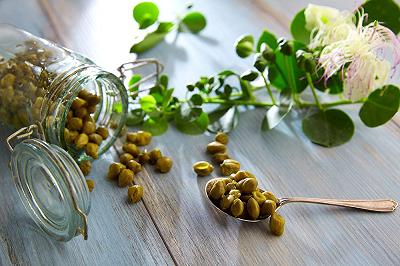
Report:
1,0,399,265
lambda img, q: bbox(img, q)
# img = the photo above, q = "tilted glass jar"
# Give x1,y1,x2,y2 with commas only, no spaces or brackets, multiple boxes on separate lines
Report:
0,24,128,241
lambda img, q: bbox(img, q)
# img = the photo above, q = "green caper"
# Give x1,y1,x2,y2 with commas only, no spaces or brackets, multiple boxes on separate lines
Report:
138,151,150,164
193,161,214,177
65,129,79,144
128,185,144,203
82,121,96,135
0,73,16,87
206,141,226,154
86,179,95,192
68,117,83,131
224,181,237,194
84,115,95,123
87,105,96,114
237,178,258,194
247,197,260,220
229,189,241,199
220,159,240,176
71,97,87,110
252,191,267,205
232,170,256,182
118,169,134,187
75,107,88,118
263,191,279,204
240,194,252,202
120,153,134,165
108,162,126,180
123,143,139,157
79,160,92,176
66,110,73,121
215,132,229,144
75,133,89,149
88,133,103,145
96,126,109,139
155,156,173,173
148,149,162,165
86,94,100,105
85,142,99,159
78,89,91,100
230,198,244,217
260,200,276,217
126,160,142,174
269,213,285,236
208,180,225,200
212,153,230,164
220,195,235,210
136,131,152,146
126,132,138,143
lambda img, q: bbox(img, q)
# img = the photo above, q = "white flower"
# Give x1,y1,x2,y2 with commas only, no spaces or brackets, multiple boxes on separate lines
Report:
304,4,340,31
318,16,400,101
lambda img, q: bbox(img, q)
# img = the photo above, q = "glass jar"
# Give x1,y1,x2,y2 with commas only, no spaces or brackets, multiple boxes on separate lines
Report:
0,24,128,241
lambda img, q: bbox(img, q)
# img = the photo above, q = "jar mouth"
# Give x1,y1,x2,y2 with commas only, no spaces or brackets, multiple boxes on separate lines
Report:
10,138,90,241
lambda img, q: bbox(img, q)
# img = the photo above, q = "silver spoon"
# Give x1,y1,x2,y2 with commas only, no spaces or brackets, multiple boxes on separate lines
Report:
205,178,398,222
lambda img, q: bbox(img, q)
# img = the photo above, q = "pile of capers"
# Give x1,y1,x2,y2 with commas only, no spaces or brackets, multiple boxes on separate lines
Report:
206,171,285,236
107,130,173,204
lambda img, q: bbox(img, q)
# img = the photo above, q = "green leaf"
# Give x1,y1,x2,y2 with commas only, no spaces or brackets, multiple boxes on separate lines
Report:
313,71,343,94
240,70,259,81
359,85,400,127
207,106,239,133
359,0,400,34
130,22,174,53
218,70,237,77
261,90,293,131
181,11,207,33
133,2,159,29
128,74,142,92
126,109,145,126
113,102,123,113
190,94,203,106
290,9,311,44
175,104,209,135
140,95,157,112
142,117,168,135
256,30,278,51
235,35,254,58
302,109,355,147
160,75,169,88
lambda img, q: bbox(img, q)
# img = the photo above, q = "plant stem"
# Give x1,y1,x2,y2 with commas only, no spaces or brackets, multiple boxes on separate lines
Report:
306,72,322,109
261,72,277,105
204,98,274,107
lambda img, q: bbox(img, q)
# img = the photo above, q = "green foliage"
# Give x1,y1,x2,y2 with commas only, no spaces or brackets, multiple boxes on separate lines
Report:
235,35,254,58
261,90,293,131
359,85,400,127
130,22,174,53
257,30,278,51
175,104,209,134
359,0,400,34
133,2,159,29
181,12,207,33
302,109,355,147
290,9,311,44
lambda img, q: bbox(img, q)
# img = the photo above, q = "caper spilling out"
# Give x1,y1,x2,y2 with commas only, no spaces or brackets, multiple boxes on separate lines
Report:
206,172,285,236
193,161,214,177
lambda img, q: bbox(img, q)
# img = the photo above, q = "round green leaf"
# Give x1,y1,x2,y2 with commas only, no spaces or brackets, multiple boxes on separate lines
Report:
359,85,400,127
139,95,157,112
130,22,174,53
290,9,311,44
181,12,207,33
302,109,355,147
240,70,259,81
235,35,254,58
142,118,168,135
133,2,159,29
175,105,209,135
257,30,278,51
190,94,203,106
128,74,142,92
359,0,400,34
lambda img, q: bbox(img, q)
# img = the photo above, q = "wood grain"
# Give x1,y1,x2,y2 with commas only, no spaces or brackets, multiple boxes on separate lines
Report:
0,0,399,265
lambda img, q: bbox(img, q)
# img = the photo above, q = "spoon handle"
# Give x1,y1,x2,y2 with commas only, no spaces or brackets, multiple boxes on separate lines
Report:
278,197,398,212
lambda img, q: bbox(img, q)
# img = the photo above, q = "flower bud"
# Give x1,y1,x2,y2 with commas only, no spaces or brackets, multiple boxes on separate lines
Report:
278,38,294,56
261,46,275,63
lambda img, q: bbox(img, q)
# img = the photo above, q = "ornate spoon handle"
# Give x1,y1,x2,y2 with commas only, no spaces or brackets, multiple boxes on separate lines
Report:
278,197,398,212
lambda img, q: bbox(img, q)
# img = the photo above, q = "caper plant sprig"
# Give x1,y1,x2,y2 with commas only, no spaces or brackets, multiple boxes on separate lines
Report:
130,2,207,54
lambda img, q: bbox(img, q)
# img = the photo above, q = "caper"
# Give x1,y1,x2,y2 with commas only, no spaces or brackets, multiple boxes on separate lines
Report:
263,191,279,204
128,185,144,203
85,143,99,159
220,195,235,210
148,149,162,165
215,132,229,144
87,94,100,105
224,182,237,194
86,179,95,192
208,180,225,200
0,73,16,87
83,121,96,135
269,213,285,236
122,143,139,157
126,132,138,143
212,153,230,164
193,161,214,177
66,109,73,120
108,162,126,180
220,159,240,176
68,117,83,131
138,151,150,164
232,170,256,182
79,160,92,176
237,178,258,194
120,153,134,165
252,191,267,205
229,189,241,199
118,169,134,187
78,89,91,100
87,105,96,114
260,200,276,217
230,198,244,217
247,197,260,220
75,107,88,118
84,115,95,123
126,160,142,174
96,126,109,139
155,156,173,173
75,133,89,149
136,131,152,146
88,133,103,145
206,141,226,154
65,129,79,143
71,97,87,110
240,194,252,202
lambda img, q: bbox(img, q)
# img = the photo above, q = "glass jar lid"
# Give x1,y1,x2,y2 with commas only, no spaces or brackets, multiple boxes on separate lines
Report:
8,125,90,241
